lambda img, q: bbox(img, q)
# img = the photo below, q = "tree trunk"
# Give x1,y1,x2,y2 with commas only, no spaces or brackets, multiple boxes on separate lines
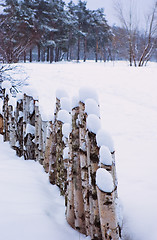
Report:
50,47,54,63
24,51,26,63
77,37,80,62
30,48,32,63
84,37,87,62
47,47,50,62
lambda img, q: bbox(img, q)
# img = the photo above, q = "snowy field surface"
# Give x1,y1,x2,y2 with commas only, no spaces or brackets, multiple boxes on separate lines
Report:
1,61,157,240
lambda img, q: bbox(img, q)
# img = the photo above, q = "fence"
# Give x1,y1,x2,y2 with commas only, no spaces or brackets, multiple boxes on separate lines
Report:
1,85,122,240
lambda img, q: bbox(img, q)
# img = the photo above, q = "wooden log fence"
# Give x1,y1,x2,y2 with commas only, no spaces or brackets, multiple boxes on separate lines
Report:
0,85,123,240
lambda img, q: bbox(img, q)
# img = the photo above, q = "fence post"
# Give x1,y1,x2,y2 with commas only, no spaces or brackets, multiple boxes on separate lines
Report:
23,94,35,160
78,101,90,236
15,98,24,157
96,168,120,240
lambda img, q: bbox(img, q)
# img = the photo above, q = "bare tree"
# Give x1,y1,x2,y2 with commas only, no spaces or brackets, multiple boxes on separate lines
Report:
114,0,157,66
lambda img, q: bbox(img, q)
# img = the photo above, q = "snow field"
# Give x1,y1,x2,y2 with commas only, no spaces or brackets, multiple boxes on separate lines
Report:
0,135,89,240
1,60,157,240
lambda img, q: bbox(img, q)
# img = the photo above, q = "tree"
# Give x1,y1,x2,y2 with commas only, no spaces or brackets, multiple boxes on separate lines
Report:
114,0,157,66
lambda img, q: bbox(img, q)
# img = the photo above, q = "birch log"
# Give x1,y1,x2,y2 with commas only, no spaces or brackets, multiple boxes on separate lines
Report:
23,94,35,160
72,106,85,234
0,114,3,134
43,121,53,173
96,185,120,240
3,93,9,142
15,99,23,157
55,119,65,195
8,105,16,149
87,131,102,239
49,97,60,185
79,101,90,236
66,132,75,229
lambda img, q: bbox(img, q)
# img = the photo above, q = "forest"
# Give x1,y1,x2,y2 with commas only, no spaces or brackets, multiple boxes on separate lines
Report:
0,0,157,65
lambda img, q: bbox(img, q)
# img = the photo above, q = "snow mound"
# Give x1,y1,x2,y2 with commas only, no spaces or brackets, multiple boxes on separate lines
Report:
63,147,69,160
96,129,115,153
22,86,39,100
86,114,101,134
1,80,12,89
85,98,100,117
96,168,114,193
79,87,99,104
26,123,35,135
16,92,23,101
60,97,71,112
100,146,113,166
8,96,17,109
56,88,68,100
62,123,71,138
57,110,71,124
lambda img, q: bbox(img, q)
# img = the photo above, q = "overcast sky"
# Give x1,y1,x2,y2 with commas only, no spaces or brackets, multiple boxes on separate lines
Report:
64,0,156,29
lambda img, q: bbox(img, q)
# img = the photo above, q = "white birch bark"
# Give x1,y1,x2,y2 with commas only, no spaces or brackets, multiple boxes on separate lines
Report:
66,132,75,229
79,101,90,236
96,186,120,240
72,106,85,234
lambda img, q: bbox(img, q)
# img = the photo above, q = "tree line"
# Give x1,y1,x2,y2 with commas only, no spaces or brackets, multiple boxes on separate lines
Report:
0,0,157,65
0,0,112,63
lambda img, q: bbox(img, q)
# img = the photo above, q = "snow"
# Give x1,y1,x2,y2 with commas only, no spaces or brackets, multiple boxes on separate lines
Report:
57,110,71,124
63,147,69,160
85,98,100,117
60,97,71,112
22,85,39,100
8,96,17,109
96,168,114,193
1,61,157,240
56,88,68,100
86,114,101,134
96,129,115,153
25,123,35,135
99,146,113,166
0,99,3,114
79,86,99,104
72,96,79,109
0,136,88,240
62,123,71,138
1,80,12,89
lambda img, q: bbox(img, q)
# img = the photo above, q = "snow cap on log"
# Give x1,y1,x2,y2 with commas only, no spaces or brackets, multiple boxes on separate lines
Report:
100,146,113,166
63,147,70,160
86,114,101,134
26,123,35,135
96,168,114,193
62,123,71,138
22,86,39,100
0,99,3,114
56,88,68,100
96,129,115,153
58,110,71,124
85,98,100,117
79,87,99,104
60,97,71,112
16,92,23,101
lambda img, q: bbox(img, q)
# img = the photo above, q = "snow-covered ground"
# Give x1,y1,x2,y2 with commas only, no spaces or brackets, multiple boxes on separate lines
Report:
0,135,89,240
1,60,157,239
